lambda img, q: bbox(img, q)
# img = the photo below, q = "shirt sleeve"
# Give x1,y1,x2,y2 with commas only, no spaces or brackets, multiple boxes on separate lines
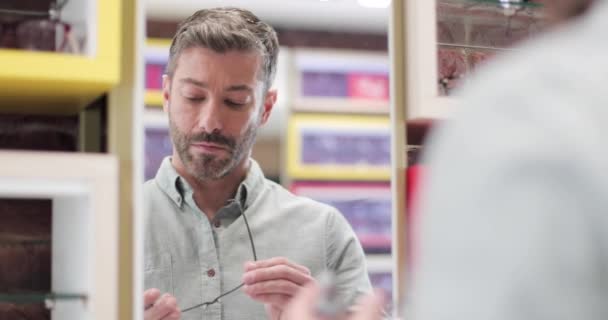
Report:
409,89,608,320
325,207,373,308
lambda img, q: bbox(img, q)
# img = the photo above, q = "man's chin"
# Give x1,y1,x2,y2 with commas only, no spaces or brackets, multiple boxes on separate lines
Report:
189,159,231,180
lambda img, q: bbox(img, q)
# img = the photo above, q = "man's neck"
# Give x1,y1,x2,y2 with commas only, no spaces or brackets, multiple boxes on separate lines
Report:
172,155,249,220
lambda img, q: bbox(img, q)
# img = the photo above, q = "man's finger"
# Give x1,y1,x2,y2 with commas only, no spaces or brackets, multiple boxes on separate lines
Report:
244,257,311,275
243,279,300,297
165,309,181,320
351,290,385,320
249,293,291,307
282,283,320,319
143,288,161,308
243,263,314,286
144,293,179,320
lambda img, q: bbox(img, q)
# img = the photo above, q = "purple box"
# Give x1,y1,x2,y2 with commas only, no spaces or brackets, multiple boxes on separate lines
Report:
300,71,348,98
145,128,173,181
300,130,391,166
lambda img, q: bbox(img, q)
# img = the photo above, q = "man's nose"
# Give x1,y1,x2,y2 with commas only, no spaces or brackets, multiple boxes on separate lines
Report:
197,98,223,133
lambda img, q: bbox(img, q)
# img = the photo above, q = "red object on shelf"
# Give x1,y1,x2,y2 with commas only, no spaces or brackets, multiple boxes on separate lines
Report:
145,63,164,90
347,73,389,101
406,164,425,269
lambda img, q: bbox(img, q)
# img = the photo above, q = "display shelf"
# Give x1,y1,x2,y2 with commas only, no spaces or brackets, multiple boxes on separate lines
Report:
144,90,163,107
291,49,390,114
397,0,545,119
0,0,121,113
0,292,87,305
0,151,118,320
291,181,391,253
0,233,50,246
286,114,390,181
366,254,392,273
144,38,170,107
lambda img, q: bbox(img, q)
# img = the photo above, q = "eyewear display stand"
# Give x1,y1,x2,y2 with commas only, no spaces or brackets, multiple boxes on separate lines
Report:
0,0,144,319
0,0,120,113
0,152,118,319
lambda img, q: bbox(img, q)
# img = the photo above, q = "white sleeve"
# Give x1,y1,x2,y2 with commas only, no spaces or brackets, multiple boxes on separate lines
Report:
409,91,608,320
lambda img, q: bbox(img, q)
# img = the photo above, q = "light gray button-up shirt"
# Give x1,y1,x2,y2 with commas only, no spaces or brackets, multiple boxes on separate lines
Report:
144,157,371,320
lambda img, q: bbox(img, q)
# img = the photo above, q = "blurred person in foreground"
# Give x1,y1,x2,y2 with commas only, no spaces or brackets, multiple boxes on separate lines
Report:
285,0,608,319
142,7,371,320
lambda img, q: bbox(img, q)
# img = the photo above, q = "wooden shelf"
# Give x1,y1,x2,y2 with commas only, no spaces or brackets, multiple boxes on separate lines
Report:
0,0,121,114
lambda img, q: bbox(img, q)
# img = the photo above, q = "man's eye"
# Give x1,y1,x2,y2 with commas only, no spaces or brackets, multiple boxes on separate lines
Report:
225,100,245,108
186,97,205,102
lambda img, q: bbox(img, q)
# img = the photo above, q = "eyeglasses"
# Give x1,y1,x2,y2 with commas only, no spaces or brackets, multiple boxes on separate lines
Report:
0,0,80,54
437,47,466,96
180,199,258,313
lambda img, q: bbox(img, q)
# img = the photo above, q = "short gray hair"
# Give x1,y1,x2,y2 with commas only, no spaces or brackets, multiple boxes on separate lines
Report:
167,7,279,91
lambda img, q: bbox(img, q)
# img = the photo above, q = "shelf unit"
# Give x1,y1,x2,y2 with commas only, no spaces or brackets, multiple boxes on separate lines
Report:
0,151,118,319
0,0,121,113
0,0,144,319
291,49,390,114
389,0,546,316
286,114,390,181
143,38,170,108
284,48,393,297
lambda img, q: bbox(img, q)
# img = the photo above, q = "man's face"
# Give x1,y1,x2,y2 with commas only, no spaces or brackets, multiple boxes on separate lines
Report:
162,47,275,181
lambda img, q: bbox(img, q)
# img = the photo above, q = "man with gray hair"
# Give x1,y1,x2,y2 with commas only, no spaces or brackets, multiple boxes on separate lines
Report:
142,7,371,320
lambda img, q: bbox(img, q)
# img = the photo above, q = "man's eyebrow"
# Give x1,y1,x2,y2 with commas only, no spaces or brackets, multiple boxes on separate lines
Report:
178,79,252,92
226,85,253,92
179,77,207,87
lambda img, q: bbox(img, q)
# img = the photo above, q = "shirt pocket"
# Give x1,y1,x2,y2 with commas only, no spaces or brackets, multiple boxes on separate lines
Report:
144,252,173,295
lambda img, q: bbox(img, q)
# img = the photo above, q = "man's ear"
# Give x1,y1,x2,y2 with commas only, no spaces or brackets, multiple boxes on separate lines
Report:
162,74,171,113
260,89,277,125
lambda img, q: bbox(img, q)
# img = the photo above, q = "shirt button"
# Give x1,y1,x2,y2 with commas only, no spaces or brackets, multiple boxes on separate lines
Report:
213,221,221,228
207,269,216,277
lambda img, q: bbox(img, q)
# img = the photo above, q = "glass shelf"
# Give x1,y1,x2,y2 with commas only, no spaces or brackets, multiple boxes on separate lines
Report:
453,0,542,9
0,234,50,246
436,0,546,95
0,292,87,306
438,0,545,50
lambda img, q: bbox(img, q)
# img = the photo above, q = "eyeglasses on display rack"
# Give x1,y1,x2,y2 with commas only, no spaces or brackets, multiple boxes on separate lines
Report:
0,0,81,54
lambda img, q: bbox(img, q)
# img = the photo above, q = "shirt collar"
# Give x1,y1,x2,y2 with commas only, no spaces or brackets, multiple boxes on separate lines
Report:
154,156,265,211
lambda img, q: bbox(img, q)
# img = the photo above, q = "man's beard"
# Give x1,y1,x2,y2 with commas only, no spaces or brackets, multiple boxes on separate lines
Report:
169,115,259,182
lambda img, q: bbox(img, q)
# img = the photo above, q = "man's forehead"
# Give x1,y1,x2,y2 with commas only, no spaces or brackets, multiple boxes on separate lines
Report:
177,77,255,92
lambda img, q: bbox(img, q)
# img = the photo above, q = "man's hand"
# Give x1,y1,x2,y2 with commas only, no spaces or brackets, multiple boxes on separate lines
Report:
143,288,181,320
283,283,384,320
242,257,315,320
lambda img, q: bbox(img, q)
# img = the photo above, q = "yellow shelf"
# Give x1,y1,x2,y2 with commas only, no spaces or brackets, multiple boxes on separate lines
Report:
147,38,172,48
145,90,163,107
144,39,170,108
0,0,121,114
287,114,391,181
